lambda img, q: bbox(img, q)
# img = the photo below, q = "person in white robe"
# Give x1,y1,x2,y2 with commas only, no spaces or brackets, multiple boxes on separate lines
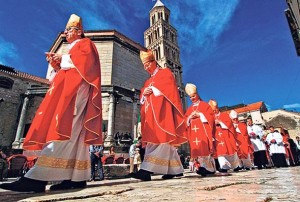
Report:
266,126,287,168
246,117,269,169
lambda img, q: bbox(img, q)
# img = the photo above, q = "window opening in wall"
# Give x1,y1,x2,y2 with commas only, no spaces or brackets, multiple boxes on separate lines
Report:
0,76,14,89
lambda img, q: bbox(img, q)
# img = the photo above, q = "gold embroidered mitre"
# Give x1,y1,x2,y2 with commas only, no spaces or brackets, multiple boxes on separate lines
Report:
208,99,218,108
185,83,197,96
229,110,238,119
66,14,83,30
140,50,155,64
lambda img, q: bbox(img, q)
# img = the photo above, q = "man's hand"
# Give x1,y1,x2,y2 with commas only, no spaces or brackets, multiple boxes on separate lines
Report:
143,87,153,96
94,152,100,158
190,111,199,119
249,132,257,138
45,52,61,71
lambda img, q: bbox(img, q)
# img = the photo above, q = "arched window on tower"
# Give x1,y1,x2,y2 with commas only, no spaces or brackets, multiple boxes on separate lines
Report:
158,46,161,59
174,51,177,62
166,30,169,39
154,49,158,60
166,14,169,23
148,35,151,46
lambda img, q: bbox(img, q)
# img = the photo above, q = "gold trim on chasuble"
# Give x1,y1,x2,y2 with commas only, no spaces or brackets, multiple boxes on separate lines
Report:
36,156,90,170
144,156,181,167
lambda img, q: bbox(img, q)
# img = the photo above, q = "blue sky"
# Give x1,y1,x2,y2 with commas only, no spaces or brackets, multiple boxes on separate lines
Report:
0,0,299,111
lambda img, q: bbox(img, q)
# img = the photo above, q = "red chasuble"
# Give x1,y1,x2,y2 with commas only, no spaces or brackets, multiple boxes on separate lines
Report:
140,68,186,146
282,134,291,159
185,101,215,158
214,112,238,156
235,122,254,159
23,38,102,150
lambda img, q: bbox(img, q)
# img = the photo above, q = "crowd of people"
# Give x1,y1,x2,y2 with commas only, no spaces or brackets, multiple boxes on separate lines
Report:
182,84,299,177
0,13,299,193
184,125,300,174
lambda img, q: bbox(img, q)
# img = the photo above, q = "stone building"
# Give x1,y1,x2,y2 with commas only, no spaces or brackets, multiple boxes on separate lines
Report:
221,101,300,139
262,109,300,139
0,64,49,149
221,101,268,125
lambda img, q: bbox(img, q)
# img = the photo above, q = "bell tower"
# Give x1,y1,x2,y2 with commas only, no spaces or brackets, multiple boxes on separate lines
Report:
144,0,186,109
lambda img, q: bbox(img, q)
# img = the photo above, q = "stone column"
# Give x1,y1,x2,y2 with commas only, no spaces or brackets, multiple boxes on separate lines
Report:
13,93,30,149
132,94,138,140
104,93,116,147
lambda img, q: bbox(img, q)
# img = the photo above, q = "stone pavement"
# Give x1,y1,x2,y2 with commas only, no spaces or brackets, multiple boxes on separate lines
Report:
0,167,299,202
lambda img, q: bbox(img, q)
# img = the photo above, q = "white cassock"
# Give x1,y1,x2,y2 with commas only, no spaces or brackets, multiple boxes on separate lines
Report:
266,132,286,154
247,125,266,151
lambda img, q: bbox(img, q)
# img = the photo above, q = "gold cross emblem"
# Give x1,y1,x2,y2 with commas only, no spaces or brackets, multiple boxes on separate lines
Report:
48,83,55,95
192,125,199,133
193,137,201,146
218,141,224,146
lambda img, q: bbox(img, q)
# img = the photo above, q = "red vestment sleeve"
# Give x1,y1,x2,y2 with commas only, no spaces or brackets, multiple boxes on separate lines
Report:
70,38,102,145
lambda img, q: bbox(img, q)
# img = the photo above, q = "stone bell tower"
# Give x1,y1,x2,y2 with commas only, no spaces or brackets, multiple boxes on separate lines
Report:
144,0,186,109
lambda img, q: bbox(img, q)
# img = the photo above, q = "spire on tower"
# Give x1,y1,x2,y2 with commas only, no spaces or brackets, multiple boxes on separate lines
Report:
152,0,164,9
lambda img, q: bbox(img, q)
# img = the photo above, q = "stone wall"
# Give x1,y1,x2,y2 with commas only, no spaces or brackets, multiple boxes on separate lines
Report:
0,72,48,148
103,164,130,178
96,41,113,85
111,41,148,90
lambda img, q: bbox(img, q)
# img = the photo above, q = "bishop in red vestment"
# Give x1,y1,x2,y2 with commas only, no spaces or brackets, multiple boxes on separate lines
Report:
230,110,254,170
0,14,102,192
184,83,216,176
130,50,186,181
208,99,240,172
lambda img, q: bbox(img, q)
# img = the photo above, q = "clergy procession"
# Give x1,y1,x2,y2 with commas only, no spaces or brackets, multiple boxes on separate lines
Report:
0,13,299,195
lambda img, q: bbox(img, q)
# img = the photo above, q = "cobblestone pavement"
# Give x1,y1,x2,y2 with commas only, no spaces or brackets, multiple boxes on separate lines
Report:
0,167,299,202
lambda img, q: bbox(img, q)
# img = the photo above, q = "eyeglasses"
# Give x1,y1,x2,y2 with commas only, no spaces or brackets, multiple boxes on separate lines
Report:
64,27,79,32
143,61,151,69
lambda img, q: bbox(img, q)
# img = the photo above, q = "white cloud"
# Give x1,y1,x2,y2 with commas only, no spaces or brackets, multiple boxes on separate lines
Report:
54,1,128,30
283,103,300,109
168,0,240,68
0,36,19,65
